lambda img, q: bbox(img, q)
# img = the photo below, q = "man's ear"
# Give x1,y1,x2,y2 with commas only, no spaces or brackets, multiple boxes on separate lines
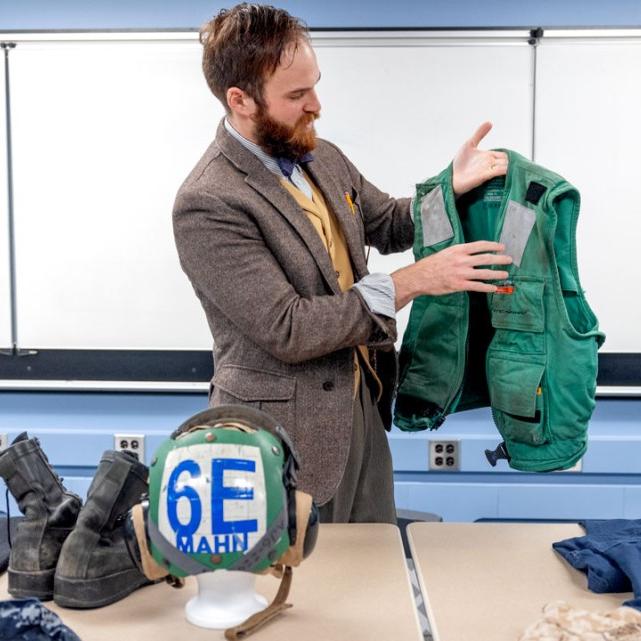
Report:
227,87,257,117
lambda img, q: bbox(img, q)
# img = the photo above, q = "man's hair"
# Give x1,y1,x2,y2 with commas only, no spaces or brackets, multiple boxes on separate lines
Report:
200,3,309,111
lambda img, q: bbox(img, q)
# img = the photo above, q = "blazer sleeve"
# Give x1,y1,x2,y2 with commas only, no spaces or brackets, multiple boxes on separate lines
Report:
323,141,415,255
173,189,397,365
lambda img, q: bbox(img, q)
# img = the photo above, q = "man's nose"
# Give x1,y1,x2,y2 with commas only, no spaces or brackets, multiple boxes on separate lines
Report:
305,89,321,114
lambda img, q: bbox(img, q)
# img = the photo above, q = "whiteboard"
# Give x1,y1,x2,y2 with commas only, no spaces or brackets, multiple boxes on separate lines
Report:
0,53,10,350
535,37,641,353
11,41,218,349
9,34,533,350
314,40,533,346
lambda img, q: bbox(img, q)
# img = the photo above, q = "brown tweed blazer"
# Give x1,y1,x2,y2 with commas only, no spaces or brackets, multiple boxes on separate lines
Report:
173,121,413,504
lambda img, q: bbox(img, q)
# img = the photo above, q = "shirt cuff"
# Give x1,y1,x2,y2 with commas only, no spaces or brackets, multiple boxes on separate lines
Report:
352,273,396,319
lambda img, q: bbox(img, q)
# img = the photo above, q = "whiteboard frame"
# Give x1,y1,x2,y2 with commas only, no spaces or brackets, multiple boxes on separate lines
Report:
0,379,635,397
0,28,637,392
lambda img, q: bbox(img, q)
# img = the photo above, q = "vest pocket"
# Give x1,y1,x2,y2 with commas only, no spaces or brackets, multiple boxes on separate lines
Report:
487,354,548,445
490,278,545,354
491,278,544,331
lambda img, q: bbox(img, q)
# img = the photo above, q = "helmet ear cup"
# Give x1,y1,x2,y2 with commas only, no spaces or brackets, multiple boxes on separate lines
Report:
278,490,317,567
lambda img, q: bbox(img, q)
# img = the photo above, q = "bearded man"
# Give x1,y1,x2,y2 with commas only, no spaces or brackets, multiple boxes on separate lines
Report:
173,3,511,523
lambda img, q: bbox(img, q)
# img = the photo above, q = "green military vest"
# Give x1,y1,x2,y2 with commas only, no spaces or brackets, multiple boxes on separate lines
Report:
394,150,605,472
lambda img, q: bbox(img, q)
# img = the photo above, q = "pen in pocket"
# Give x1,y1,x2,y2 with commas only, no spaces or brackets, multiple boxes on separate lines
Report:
344,191,356,215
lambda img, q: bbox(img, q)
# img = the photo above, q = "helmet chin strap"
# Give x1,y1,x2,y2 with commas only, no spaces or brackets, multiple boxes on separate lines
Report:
223,566,293,641
225,492,315,639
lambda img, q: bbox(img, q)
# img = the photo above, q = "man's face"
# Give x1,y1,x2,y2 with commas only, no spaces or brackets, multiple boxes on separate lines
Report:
252,39,321,159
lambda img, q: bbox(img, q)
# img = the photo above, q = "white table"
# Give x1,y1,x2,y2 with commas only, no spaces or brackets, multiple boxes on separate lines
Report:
0,523,423,641
408,522,633,641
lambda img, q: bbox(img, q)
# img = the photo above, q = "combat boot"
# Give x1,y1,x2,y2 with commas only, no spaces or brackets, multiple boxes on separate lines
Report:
54,449,151,608
0,432,82,599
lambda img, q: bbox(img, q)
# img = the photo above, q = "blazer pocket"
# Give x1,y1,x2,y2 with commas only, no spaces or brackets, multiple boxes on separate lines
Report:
212,365,297,433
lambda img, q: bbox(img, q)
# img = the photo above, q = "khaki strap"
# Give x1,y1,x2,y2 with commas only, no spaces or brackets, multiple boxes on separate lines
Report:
224,566,293,641
131,504,170,581
356,345,383,401
177,422,255,437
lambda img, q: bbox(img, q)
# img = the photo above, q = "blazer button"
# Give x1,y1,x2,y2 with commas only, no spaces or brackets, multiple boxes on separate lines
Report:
322,381,335,391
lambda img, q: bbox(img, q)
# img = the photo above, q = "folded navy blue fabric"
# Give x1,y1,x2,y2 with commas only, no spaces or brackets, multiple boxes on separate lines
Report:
583,519,641,537
553,519,641,611
0,598,81,641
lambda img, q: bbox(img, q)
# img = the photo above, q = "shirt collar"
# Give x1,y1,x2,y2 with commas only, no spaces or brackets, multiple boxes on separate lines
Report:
224,118,283,177
224,118,313,178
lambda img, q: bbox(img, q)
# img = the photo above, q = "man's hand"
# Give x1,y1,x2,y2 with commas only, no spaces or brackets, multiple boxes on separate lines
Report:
392,241,512,311
452,122,508,197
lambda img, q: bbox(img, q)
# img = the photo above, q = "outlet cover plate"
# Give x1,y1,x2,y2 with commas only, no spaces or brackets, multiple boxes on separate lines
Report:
114,433,145,463
429,440,460,471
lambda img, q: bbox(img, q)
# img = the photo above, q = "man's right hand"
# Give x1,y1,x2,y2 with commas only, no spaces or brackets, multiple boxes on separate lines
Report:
392,241,512,311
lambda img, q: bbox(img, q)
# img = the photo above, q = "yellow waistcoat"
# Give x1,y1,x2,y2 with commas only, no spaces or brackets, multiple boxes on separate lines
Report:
281,174,382,399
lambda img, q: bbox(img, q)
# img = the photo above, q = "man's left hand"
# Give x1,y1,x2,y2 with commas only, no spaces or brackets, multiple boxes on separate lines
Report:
452,122,508,197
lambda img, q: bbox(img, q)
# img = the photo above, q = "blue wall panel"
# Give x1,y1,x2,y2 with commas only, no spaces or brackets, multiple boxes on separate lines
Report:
1,392,639,522
497,485,625,521
623,486,641,518
390,398,641,521
0,391,211,514
395,482,501,522
394,480,641,522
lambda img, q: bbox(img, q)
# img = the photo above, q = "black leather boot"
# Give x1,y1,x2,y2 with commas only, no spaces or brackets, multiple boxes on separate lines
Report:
54,449,151,608
0,432,82,600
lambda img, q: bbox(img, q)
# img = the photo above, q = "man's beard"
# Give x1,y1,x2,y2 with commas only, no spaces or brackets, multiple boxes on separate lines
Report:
252,107,319,160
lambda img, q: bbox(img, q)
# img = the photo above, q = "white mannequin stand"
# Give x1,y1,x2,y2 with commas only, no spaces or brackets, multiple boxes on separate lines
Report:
185,570,268,629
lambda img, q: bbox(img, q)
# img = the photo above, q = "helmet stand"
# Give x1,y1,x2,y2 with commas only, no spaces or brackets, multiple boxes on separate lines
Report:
185,570,268,629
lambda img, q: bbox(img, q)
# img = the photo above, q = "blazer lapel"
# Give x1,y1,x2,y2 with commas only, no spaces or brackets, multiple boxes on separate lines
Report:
216,122,340,293
304,159,369,280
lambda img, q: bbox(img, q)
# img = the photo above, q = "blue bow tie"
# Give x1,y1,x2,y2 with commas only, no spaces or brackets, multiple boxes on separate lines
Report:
276,152,314,178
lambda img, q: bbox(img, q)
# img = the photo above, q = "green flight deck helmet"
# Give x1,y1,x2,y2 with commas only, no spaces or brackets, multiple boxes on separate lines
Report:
126,405,319,639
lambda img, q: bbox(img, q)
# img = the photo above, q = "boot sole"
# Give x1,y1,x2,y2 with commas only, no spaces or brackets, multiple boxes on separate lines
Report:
54,568,151,609
8,567,55,601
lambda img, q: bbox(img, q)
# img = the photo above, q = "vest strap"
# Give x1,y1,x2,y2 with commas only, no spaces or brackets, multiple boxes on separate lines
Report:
525,181,547,204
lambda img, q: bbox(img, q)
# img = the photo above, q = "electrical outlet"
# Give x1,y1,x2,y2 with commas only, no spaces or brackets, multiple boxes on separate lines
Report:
114,434,145,462
0,434,7,450
429,440,460,471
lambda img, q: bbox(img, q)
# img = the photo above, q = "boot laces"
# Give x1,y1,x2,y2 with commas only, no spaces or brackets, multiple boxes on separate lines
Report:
35,437,68,488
